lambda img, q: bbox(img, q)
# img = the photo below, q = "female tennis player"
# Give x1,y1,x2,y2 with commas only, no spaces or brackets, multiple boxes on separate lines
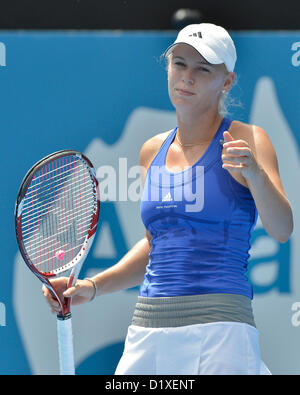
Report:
43,23,293,374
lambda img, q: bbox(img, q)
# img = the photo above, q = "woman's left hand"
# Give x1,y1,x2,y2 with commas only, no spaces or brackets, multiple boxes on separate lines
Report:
221,130,260,181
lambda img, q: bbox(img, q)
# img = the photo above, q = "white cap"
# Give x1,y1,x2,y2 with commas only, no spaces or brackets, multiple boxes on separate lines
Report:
164,23,237,72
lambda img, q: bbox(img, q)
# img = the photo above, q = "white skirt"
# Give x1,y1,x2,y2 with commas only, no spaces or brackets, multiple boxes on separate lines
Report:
115,321,271,375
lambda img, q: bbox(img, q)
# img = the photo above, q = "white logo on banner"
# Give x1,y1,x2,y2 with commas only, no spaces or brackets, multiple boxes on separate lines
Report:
291,302,300,327
0,303,6,327
291,42,300,67
0,42,6,67
13,81,300,374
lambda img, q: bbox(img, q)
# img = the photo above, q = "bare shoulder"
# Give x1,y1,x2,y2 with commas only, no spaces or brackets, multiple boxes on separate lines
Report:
228,120,274,156
139,130,173,170
228,120,286,194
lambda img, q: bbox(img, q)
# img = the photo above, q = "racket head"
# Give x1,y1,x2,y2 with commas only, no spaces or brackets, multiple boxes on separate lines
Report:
15,150,100,315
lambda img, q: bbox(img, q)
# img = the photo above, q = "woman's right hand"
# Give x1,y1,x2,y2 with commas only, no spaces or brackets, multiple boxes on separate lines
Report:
42,277,97,314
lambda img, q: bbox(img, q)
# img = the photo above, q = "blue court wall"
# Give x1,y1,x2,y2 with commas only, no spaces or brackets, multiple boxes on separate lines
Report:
0,30,299,375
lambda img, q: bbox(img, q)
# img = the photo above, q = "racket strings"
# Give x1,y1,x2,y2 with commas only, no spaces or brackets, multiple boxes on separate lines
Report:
24,166,89,201
24,221,91,260
21,189,95,228
26,160,78,189
21,201,95,243
21,155,97,274
26,240,88,268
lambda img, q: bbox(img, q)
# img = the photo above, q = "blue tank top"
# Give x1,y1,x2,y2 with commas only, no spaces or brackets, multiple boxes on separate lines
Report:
140,117,258,299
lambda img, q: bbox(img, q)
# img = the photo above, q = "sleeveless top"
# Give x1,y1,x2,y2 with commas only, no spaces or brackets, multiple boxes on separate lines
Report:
139,117,258,299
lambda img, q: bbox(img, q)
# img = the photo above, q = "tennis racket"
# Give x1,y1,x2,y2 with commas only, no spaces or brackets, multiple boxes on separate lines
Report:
15,150,100,375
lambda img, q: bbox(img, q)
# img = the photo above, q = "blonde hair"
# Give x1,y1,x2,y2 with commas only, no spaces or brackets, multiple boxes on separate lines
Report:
218,75,242,117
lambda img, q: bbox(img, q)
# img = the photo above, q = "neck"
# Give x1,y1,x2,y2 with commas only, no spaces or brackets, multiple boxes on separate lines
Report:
176,109,223,145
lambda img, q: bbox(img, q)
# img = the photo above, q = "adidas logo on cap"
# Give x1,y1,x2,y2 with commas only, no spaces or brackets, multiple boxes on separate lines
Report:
189,32,202,38
164,23,237,72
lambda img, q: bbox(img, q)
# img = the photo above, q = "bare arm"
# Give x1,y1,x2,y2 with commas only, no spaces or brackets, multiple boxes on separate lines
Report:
245,165,293,243
222,125,293,243
91,232,151,295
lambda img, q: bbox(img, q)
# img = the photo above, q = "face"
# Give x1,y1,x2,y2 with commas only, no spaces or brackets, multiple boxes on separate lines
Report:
167,44,235,114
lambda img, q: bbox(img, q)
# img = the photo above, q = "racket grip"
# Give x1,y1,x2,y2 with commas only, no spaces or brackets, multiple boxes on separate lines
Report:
57,313,75,375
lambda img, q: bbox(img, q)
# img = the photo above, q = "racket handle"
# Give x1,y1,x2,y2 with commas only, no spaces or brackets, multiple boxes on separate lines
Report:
57,313,75,375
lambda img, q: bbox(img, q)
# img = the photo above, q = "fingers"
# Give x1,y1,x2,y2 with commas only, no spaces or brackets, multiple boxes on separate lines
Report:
222,163,246,171
42,284,61,314
222,153,250,164
222,153,249,170
221,134,251,171
63,286,77,298
223,140,249,148
223,130,234,143
225,147,250,155
42,278,95,314
222,143,251,167
63,280,95,303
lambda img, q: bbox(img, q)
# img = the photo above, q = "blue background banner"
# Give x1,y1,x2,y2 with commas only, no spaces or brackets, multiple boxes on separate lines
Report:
0,30,299,374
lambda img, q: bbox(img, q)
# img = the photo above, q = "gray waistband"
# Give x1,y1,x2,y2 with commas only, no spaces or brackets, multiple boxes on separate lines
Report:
131,293,256,328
